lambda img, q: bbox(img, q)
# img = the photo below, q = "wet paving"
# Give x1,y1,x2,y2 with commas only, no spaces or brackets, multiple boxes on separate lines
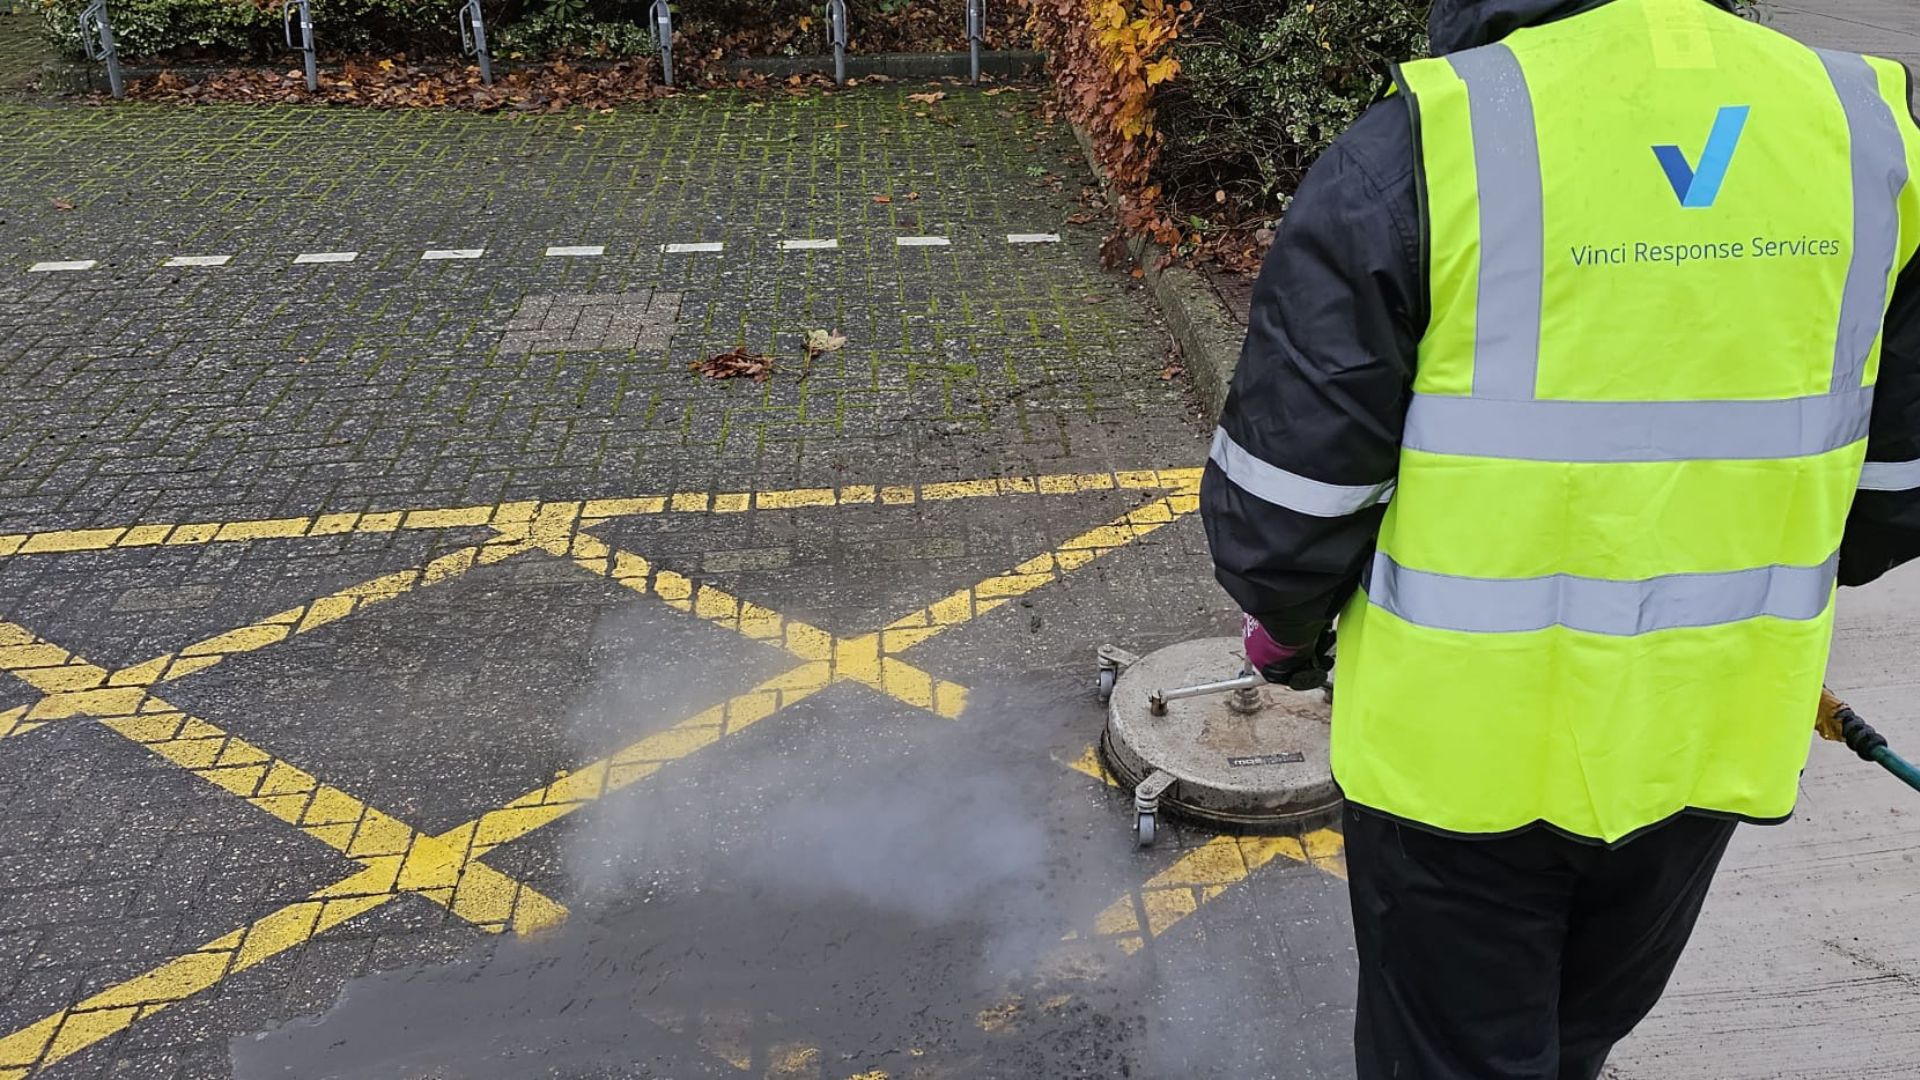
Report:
13,5,1919,1074
228,677,1352,1080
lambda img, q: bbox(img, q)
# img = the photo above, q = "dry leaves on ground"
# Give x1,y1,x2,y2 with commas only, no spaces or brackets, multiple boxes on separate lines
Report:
127,57,664,113
692,347,776,382
906,91,948,104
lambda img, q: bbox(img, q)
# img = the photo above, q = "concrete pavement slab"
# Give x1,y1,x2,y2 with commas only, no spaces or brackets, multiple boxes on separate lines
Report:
0,86,1360,1080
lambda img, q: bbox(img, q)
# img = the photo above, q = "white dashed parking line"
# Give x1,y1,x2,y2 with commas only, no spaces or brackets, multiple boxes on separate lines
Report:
26,232,1081,275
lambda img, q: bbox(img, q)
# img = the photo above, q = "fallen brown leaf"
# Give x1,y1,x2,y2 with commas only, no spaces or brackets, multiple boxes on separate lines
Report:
50,198,74,211
873,195,892,204
907,91,946,104
692,347,776,383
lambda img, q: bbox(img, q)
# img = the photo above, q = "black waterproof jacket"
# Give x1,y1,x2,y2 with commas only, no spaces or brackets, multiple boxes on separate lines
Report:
1202,0,1920,647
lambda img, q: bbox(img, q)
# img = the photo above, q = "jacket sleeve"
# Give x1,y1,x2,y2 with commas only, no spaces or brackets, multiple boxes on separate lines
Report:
1200,98,1426,646
1839,254,1920,587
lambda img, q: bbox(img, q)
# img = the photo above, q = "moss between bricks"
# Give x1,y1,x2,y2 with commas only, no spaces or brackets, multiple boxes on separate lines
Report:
1069,121,1244,422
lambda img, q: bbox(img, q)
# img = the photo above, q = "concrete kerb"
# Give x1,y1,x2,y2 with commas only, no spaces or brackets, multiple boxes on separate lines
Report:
1069,123,1244,422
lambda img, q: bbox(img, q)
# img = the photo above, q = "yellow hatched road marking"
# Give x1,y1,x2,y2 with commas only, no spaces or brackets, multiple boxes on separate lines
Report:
0,619,567,932
879,493,1192,655
0,470,1204,561
565,530,971,720
965,829,1349,1042
0,884,390,1074
457,665,834,860
1074,830,1348,956
1,543,502,736
124,544,495,692
0,668,827,1075
0,468,1236,1073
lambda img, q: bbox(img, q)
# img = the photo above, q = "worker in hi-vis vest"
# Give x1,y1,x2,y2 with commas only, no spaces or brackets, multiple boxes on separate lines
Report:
1201,0,1920,1075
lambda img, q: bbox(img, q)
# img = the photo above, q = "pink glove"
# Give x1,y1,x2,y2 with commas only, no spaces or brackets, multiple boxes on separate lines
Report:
1243,614,1333,690
1243,613,1301,671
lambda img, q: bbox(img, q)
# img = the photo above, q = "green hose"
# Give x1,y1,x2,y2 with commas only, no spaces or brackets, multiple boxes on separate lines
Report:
1870,745,1920,793
1837,704,1920,794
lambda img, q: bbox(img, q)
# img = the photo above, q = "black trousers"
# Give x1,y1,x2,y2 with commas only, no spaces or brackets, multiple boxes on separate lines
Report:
1343,803,1738,1080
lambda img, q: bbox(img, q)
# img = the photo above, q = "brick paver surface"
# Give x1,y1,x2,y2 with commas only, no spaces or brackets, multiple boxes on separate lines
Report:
1,4,1917,1079
0,86,1359,1080
1771,0,1920,77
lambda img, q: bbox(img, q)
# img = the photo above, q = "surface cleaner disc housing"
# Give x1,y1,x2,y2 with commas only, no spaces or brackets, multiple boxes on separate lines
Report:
1102,637,1340,829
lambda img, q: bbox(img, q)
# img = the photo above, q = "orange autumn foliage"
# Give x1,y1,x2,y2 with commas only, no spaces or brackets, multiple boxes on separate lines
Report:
1030,0,1192,244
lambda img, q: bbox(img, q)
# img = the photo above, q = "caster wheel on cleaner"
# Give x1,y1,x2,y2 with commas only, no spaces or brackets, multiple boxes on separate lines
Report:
1134,813,1157,848
1097,667,1117,704
1101,637,1341,832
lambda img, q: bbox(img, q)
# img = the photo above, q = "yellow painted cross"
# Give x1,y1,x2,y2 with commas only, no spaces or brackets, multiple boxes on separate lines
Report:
0,468,1343,1078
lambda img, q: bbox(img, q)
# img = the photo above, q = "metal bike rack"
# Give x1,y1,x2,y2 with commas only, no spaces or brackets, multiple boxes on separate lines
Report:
283,0,317,92
966,0,985,83
458,0,492,85
77,0,124,100
827,0,849,85
650,0,674,86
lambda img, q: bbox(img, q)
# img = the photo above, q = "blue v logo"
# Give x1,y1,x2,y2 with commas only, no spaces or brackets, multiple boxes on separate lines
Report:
1653,105,1751,208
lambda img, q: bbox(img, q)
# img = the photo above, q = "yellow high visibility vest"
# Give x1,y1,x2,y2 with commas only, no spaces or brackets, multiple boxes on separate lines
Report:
1332,0,1920,843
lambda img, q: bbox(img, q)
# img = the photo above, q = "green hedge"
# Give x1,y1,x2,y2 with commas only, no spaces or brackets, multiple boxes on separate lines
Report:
1154,0,1761,219
38,0,464,59
1153,0,1427,217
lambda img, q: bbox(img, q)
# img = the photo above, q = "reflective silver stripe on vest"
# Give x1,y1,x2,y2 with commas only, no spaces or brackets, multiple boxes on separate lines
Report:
1209,428,1395,517
1367,552,1839,636
1448,44,1544,400
1860,458,1920,491
1404,386,1875,462
1818,50,1911,393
